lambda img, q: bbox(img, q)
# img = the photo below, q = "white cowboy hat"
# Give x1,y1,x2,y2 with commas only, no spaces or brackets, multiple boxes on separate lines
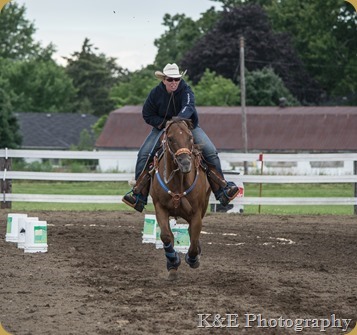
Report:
155,63,187,79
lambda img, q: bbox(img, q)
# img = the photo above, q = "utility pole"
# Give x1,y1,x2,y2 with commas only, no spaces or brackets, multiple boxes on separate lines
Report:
353,161,357,215
240,36,248,174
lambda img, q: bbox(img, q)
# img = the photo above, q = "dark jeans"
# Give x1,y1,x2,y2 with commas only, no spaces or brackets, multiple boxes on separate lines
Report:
135,126,223,180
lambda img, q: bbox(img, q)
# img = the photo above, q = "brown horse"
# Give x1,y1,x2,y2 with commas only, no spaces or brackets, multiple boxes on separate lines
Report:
150,118,211,280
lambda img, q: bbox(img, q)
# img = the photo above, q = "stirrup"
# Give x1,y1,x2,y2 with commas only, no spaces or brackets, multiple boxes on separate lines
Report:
225,183,239,198
216,182,239,207
123,191,147,213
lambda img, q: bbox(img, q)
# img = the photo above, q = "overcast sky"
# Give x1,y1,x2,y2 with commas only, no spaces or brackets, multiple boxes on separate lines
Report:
14,0,221,71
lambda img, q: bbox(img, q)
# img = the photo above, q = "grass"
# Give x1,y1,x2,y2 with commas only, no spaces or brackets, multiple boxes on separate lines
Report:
8,180,356,215
244,183,355,215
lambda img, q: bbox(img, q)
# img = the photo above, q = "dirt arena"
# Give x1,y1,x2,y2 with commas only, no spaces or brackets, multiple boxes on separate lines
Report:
0,210,356,335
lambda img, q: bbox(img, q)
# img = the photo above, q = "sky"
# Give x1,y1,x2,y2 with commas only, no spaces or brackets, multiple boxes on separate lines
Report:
14,0,221,71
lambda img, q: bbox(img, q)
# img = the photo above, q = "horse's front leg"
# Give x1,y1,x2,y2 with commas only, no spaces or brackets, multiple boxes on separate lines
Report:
185,214,202,269
156,207,181,278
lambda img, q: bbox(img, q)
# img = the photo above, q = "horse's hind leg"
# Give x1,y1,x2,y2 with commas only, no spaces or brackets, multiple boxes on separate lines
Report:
185,216,202,269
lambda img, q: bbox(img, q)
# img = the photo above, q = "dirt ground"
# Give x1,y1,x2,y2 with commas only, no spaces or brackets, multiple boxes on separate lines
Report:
0,210,356,335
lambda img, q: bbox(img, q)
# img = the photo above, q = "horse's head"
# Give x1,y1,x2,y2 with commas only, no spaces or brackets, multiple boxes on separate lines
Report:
164,118,194,174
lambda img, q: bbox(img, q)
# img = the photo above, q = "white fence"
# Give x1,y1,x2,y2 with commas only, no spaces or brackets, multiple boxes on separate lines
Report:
1,149,357,210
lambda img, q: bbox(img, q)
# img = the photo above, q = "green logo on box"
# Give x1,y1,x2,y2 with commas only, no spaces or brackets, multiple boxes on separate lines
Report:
143,218,156,235
6,217,12,234
34,226,47,244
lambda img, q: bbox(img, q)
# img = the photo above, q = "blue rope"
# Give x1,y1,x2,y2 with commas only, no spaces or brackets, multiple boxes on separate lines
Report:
184,171,199,195
155,170,170,193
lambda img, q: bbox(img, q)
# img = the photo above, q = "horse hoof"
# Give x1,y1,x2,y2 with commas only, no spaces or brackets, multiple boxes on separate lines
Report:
167,269,178,281
185,253,200,269
190,261,200,269
166,252,181,271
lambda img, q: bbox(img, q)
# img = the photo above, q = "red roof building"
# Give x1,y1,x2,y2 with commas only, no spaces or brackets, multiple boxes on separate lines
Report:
95,106,357,152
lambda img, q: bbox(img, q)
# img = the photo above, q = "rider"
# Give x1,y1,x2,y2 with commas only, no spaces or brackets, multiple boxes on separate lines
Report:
123,63,239,212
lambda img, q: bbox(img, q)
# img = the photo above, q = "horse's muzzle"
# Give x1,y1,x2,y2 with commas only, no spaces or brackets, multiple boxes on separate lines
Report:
176,154,192,174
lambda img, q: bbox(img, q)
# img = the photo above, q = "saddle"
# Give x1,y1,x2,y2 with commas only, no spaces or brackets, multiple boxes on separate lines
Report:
151,144,227,189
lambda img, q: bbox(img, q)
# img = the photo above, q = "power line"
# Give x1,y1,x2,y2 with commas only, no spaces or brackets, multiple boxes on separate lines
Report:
245,58,357,70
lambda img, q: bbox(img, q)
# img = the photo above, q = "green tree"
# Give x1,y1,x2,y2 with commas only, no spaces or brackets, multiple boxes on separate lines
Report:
110,67,158,108
0,58,20,106
8,58,77,113
154,9,220,69
0,84,21,148
65,38,126,116
245,67,299,106
209,0,273,8
193,69,240,106
92,115,108,139
76,129,95,150
196,6,221,34
266,0,357,104
0,2,49,60
181,4,321,104
154,14,202,68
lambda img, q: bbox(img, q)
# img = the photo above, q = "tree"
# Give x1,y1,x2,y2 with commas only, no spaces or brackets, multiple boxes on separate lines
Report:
65,38,126,116
245,67,299,106
180,4,322,104
266,0,357,104
209,0,274,8
110,65,241,109
7,58,77,113
110,67,158,108
193,69,240,106
0,2,47,60
154,14,203,69
0,84,21,148
76,129,95,151
0,2,75,113
154,9,220,69
92,115,108,139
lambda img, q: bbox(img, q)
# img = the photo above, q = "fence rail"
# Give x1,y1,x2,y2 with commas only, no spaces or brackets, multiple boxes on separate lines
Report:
2,148,357,161
4,171,357,183
3,194,356,206
1,149,357,210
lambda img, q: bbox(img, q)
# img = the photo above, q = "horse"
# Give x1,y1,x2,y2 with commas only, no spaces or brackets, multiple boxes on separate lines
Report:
150,117,211,281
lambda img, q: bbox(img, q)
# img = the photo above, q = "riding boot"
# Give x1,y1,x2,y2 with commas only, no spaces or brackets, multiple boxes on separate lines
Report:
123,170,151,212
205,165,239,207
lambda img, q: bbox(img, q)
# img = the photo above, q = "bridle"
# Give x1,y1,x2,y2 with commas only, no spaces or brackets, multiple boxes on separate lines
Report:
154,120,200,208
164,121,194,170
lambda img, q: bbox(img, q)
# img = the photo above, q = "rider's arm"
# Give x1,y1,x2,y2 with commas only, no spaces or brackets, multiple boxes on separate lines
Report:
178,86,196,119
178,84,199,128
142,90,166,129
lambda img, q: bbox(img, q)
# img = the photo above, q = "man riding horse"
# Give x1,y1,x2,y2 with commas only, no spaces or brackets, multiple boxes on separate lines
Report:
123,63,239,212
